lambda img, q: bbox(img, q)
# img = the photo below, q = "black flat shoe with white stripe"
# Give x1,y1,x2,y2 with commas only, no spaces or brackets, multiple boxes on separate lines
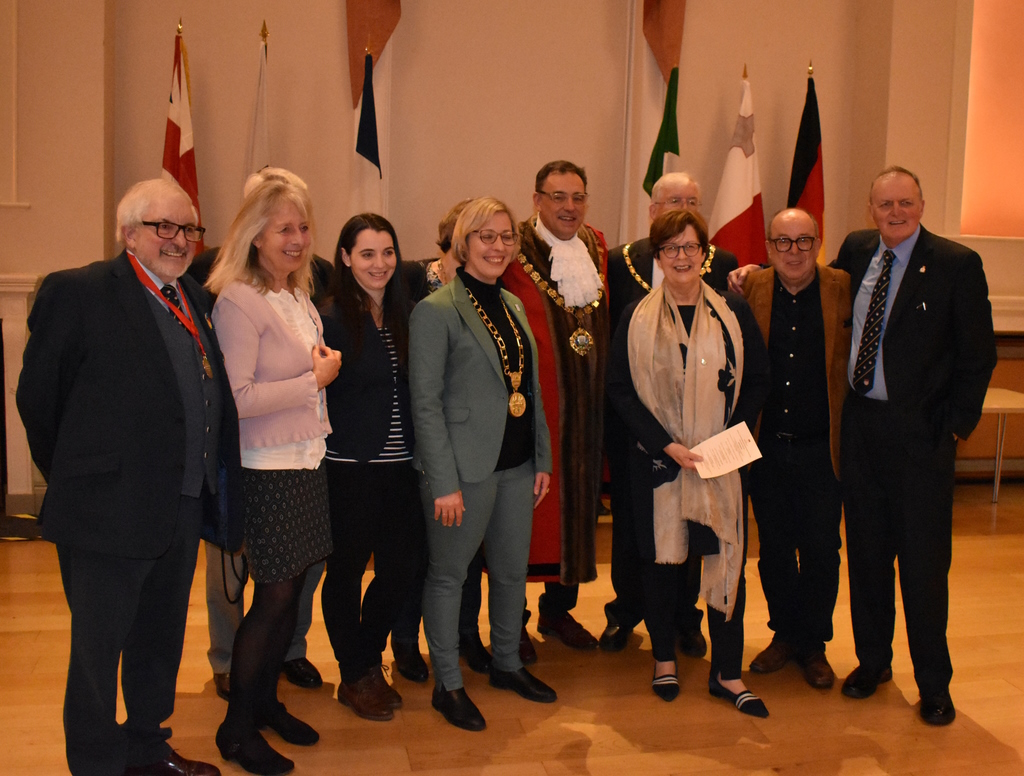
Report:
708,675,769,718
652,669,679,702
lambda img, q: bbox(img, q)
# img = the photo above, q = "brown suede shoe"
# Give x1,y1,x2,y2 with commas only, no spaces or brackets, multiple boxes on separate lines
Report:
368,664,403,709
798,651,836,689
338,673,394,721
749,639,793,674
537,612,598,650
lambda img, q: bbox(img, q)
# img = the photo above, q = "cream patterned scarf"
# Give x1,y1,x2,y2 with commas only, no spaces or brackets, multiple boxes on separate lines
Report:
627,281,746,619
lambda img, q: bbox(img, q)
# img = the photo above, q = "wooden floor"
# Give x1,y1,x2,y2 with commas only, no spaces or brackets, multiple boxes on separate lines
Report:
2,482,1023,775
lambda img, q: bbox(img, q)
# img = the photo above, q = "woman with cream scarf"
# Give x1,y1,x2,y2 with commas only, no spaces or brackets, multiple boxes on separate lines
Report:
607,209,770,716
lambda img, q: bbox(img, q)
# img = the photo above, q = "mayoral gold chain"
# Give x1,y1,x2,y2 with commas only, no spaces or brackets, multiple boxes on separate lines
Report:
622,242,717,292
465,288,527,418
516,253,604,357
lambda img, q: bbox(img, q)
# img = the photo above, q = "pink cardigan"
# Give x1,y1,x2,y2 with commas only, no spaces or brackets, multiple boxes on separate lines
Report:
212,281,332,451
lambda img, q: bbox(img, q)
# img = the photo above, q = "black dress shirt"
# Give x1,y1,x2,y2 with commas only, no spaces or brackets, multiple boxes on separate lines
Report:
760,275,830,440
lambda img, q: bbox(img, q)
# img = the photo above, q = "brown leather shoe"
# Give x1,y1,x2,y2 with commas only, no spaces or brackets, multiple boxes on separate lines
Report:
212,673,230,701
368,664,403,709
537,612,599,650
123,750,221,776
749,639,793,674
338,673,394,721
798,651,835,689
519,624,538,665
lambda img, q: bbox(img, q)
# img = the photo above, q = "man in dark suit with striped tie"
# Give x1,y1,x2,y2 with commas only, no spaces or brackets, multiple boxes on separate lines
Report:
835,167,996,726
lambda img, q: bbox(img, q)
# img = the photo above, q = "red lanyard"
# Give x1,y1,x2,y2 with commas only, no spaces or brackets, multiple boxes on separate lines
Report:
127,251,213,378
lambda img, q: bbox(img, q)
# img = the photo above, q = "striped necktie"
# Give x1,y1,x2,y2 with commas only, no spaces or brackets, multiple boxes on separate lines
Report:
852,249,895,395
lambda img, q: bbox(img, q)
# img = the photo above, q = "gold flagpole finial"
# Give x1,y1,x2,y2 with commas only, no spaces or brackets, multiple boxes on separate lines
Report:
742,64,748,79
260,21,268,43
808,60,814,76
177,18,183,35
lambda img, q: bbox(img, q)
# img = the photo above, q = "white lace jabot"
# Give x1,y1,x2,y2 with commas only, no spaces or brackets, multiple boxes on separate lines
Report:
534,216,602,308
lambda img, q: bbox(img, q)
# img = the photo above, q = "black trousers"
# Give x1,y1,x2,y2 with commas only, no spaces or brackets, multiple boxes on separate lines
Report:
841,394,956,698
321,461,424,684
605,410,703,633
642,556,746,679
749,435,842,655
57,496,203,776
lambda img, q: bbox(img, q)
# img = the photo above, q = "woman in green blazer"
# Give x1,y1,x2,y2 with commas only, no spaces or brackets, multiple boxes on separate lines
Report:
409,197,554,731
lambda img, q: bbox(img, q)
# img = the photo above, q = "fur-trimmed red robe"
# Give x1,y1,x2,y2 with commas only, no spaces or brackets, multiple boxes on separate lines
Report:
501,219,609,585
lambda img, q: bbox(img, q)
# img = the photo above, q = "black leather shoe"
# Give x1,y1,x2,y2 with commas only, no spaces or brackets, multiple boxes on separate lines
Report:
213,673,230,701
920,693,956,726
599,609,632,652
124,750,221,776
459,632,492,674
392,641,429,683
841,665,893,699
431,685,486,731
215,726,293,775
677,628,708,659
280,657,322,689
489,667,557,703
255,703,319,746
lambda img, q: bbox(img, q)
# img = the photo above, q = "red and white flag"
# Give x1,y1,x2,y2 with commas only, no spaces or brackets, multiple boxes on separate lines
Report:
708,76,766,266
162,26,203,249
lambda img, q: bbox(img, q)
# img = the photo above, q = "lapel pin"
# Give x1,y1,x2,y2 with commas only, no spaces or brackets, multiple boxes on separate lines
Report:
919,265,926,273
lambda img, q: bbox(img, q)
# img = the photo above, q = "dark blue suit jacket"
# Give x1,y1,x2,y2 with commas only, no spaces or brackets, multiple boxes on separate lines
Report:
834,227,996,445
17,251,244,556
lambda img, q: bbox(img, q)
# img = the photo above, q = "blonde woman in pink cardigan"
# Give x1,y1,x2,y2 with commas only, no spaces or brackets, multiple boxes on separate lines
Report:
207,177,341,776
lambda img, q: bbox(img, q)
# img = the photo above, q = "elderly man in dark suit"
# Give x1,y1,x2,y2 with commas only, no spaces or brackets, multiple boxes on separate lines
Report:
17,178,243,775
836,167,996,725
742,208,851,690
600,172,739,654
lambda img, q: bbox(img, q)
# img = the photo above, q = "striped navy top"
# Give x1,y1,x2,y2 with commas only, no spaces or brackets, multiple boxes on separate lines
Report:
326,327,412,464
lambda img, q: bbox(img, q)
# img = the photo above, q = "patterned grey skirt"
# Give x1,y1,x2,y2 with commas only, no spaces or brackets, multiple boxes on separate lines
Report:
242,464,333,583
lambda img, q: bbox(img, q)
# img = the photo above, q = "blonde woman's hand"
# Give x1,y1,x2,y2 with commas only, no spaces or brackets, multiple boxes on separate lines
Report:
664,442,702,470
312,344,342,388
434,490,465,527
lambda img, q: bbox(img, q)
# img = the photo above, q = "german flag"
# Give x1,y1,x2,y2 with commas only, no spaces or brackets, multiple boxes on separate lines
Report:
787,71,825,262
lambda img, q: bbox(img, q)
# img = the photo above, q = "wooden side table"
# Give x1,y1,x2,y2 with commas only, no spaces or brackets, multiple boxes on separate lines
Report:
981,387,1024,502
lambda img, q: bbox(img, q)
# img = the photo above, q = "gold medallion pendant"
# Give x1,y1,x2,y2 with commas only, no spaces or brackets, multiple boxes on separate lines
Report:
570,327,594,356
508,392,526,417
508,371,526,417
202,354,213,379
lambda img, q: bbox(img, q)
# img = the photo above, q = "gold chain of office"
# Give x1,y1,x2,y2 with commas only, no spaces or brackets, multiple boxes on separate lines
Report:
623,243,717,292
516,253,604,356
464,287,527,417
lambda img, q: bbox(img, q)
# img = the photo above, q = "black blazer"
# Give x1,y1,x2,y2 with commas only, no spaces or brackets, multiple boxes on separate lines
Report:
16,251,244,557
320,303,414,462
607,237,738,337
834,227,996,443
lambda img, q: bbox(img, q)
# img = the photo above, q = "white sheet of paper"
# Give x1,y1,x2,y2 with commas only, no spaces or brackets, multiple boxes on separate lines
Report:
690,421,762,479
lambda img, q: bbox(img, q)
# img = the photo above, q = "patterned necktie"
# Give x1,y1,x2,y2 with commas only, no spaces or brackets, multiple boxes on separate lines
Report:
852,249,895,395
160,284,183,312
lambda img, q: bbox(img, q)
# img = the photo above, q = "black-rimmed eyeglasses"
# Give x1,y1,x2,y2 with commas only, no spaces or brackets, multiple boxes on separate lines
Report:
769,236,816,252
142,221,206,243
470,230,519,246
658,242,702,258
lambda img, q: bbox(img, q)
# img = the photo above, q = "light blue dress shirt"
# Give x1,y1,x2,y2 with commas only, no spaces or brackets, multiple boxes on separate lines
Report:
847,225,921,400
